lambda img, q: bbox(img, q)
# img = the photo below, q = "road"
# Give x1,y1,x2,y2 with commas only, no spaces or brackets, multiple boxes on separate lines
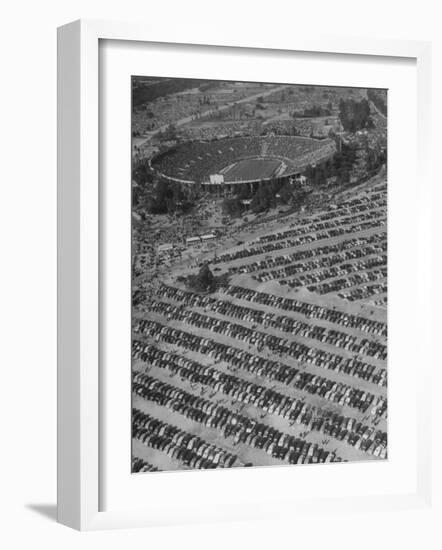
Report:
142,84,290,139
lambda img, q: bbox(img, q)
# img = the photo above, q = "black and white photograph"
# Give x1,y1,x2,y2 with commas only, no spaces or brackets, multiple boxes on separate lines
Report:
3,0,439,543
131,77,388,473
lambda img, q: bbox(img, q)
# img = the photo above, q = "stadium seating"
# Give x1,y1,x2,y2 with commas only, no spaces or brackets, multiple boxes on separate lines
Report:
152,136,335,183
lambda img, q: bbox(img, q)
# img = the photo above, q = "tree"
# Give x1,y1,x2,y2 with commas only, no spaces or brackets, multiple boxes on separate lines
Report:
332,142,357,180
251,184,274,213
339,98,372,132
292,188,308,207
278,182,293,204
132,159,155,187
187,264,215,292
222,197,242,218
312,165,327,186
197,264,214,291
367,89,387,116
236,183,250,200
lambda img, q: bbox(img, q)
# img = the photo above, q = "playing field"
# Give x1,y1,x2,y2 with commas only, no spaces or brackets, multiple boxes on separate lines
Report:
223,158,282,182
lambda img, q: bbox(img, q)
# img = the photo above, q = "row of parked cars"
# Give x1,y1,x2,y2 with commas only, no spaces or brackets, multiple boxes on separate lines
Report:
222,285,387,337
339,283,388,303
253,237,386,283
133,318,387,418
284,255,387,292
153,284,387,362
254,191,385,240
224,233,385,276
133,375,341,466
133,409,239,469
256,207,384,245
212,218,386,266
133,336,380,415
133,342,387,457
138,300,387,390
132,456,160,473
308,267,387,296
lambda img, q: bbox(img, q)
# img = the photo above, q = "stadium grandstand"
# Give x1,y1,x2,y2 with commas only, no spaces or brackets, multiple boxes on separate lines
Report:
150,135,336,193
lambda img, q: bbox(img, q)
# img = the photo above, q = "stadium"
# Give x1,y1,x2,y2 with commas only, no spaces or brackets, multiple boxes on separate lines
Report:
151,135,336,192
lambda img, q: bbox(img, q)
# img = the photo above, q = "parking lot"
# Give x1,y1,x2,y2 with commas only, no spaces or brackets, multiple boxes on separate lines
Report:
132,176,388,470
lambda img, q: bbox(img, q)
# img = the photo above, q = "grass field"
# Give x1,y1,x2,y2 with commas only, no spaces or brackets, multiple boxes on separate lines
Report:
223,158,282,182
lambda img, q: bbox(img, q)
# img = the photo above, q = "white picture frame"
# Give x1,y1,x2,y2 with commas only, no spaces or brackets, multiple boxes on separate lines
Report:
57,19,432,531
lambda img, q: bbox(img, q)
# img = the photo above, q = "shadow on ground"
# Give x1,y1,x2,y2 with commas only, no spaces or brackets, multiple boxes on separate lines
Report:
26,504,57,522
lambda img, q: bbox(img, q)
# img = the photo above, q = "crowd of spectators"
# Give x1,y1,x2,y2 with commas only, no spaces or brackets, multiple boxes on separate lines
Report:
152,137,262,182
152,136,333,183
266,136,335,172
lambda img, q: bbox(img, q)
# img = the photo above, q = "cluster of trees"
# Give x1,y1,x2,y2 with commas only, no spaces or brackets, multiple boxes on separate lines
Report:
221,178,307,217
144,179,194,215
222,197,243,218
133,159,155,188
198,95,212,106
198,81,218,93
132,78,206,108
367,89,388,117
364,145,387,173
250,183,279,213
305,142,358,186
331,142,358,183
294,105,332,118
185,264,229,294
157,123,178,142
132,159,195,215
338,98,373,132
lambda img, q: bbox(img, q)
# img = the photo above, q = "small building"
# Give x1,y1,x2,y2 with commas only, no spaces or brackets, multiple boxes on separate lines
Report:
186,236,201,245
158,243,173,253
292,174,307,186
201,233,216,241
209,174,224,185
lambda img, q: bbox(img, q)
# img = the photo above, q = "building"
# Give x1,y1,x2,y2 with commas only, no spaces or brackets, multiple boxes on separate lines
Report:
201,233,216,242
158,243,173,253
185,236,201,245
